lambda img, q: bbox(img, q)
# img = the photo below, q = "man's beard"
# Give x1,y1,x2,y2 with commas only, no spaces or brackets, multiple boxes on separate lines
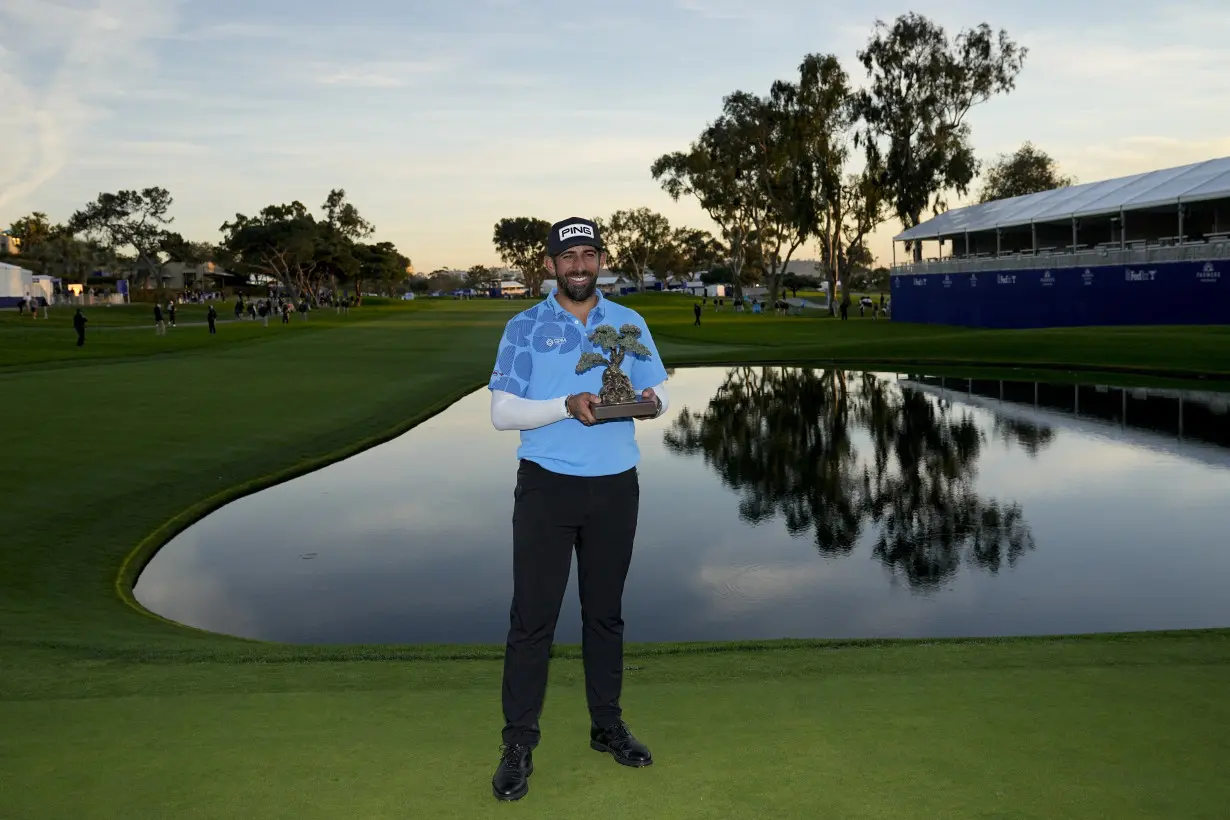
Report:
558,271,597,302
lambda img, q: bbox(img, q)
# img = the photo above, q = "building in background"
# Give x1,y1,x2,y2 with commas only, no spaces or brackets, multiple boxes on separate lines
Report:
144,261,236,290
1,231,21,256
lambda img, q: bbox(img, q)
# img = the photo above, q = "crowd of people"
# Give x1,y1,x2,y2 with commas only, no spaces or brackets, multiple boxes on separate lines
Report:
14,292,49,319
689,291,890,325
64,290,359,347
228,295,314,326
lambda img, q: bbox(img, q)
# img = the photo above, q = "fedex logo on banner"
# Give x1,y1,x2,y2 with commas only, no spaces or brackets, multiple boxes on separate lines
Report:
1125,268,1156,282
913,277,927,286
997,274,1016,285
559,224,595,241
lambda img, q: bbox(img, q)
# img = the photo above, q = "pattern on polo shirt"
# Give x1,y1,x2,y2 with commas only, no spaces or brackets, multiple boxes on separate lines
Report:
490,306,535,395
490,302,594,396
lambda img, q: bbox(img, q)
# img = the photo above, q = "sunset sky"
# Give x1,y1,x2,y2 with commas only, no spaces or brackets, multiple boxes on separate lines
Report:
3,0,1229,273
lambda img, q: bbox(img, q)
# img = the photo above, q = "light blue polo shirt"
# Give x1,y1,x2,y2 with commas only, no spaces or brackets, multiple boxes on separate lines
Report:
489,289,669,477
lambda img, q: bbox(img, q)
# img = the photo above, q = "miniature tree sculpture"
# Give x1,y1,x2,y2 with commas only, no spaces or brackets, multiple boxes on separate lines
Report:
576,323,652,407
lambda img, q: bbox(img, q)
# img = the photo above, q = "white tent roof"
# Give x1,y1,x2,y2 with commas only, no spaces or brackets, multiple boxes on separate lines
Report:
1,261,34,298
895,155,1230,241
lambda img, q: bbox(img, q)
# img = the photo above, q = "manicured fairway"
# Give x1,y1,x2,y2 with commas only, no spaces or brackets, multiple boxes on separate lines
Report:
2,297,1228,818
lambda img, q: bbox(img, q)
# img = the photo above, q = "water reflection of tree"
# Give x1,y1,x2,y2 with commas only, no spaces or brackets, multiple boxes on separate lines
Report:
664,367,1042,590
992,417,1057,457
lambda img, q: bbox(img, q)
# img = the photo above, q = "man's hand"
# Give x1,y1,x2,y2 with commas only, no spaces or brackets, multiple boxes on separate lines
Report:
567,392,602,425
638,387,661,420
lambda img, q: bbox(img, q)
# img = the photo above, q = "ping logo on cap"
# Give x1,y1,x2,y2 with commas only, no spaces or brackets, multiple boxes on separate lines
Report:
559,224,595,241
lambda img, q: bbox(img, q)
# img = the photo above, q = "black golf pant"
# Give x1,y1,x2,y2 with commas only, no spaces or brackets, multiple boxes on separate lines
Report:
502,458,639,747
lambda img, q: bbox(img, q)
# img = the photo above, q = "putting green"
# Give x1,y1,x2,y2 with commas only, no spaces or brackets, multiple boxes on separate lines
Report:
4,636,1228,818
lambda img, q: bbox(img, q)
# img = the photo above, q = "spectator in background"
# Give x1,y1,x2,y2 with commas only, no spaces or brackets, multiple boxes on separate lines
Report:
73,308,88,347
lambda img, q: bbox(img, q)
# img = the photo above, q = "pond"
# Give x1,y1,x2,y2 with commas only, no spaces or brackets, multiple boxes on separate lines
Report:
134,367,1230,645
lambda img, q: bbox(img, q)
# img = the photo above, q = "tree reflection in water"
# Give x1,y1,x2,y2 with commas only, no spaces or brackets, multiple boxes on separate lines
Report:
663,368,1045,591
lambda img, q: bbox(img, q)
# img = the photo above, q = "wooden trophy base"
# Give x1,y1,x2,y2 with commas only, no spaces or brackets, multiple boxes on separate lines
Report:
592,398,659,421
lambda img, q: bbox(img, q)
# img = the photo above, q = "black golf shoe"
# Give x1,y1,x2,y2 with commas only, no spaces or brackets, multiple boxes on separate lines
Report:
590,720,653,767
491,743,533,801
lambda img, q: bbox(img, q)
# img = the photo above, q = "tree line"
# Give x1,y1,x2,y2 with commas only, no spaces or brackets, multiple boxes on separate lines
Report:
3,188,411,305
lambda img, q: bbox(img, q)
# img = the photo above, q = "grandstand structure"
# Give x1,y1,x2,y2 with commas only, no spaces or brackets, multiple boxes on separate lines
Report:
888,156,1230,327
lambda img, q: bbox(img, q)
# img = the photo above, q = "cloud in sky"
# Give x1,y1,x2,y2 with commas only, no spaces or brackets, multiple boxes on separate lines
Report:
2,0,1229,272
314,61,455,89
0,0,175,210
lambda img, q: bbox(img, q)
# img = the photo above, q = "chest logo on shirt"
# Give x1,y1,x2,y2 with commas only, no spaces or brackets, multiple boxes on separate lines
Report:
531,322,584,354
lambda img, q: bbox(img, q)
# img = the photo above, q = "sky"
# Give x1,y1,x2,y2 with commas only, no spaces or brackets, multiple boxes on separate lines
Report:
2,0,1229,273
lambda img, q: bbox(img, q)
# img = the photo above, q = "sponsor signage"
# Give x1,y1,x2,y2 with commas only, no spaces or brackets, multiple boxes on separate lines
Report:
889,258,1229,329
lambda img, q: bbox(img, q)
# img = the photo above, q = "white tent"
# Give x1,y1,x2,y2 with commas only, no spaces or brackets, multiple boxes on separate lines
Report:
30,275,57,302
0,261,34,300
895,155,1230,241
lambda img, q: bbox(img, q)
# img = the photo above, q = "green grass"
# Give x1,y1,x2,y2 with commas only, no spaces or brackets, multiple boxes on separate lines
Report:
2,295,1229,817
5,634,1228,819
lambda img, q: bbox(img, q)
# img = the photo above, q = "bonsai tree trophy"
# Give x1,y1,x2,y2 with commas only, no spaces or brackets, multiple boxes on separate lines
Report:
576,323,659,420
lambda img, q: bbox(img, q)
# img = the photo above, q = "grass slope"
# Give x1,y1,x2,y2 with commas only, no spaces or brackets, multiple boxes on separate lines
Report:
2,297,1229,817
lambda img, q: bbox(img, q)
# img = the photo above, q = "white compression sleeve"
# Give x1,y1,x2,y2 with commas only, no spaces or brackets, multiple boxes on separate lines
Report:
490,381,672,431
490,390,568,431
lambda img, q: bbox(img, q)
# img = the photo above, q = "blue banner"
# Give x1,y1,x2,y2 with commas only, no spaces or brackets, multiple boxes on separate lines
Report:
890,259,1229,328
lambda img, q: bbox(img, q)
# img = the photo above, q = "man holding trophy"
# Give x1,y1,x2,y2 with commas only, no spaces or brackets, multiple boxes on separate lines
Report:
487,216,670,801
